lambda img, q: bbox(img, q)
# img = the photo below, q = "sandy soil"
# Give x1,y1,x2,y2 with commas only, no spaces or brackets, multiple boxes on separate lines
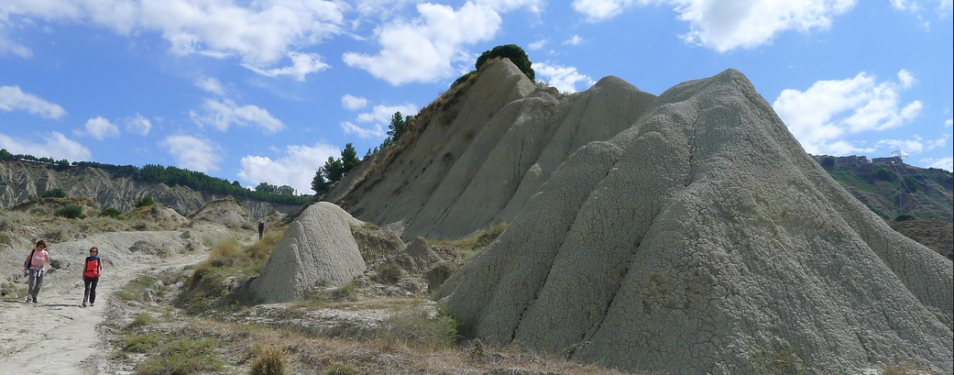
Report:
0,230,222,375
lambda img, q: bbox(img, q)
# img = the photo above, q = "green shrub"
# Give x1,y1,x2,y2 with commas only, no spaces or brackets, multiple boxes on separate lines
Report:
126,313,158,330
324,363,358,375
475,44,534,81
55,204,86,219
893,214,916,222
116,276,157,302
381,308,460,350
123,333,162,353
249,345,286,375
41,188,66,198
373,263,404,284
100,208,124,220
133,338,222,375
135,196,155,208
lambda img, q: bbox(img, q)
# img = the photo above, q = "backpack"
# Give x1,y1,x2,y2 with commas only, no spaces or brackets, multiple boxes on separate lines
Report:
24,249,36,270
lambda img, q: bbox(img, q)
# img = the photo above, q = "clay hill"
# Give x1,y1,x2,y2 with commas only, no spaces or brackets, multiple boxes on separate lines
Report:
329,60,952,374
0,161,299,218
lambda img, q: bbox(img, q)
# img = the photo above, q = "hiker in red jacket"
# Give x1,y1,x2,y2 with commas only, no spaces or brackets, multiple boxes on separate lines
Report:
81,247,103,307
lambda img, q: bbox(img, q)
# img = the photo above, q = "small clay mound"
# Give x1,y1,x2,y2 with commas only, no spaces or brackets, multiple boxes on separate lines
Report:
190,197,252,227
124,204,189,228
250,202,367,303
436,69,953,375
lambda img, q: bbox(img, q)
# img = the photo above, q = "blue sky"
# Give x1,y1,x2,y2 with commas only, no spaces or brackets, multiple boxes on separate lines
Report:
1,0,951,194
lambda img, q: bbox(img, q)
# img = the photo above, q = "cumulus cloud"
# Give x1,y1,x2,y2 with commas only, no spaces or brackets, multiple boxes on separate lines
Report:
0,34,33,58
773,70,922,155
945,118,952,128
242,52,330,81
342,94,369,110
535,62,596,93
0,85,67,119
563,35,584,45
342,103,418,139
195,76,225,96
126,114,152,136
160,135,222,173
0,131,91,161
190,99,285,134
873,135,949,155
922,157,953,171
0,0,345,79
528,39,547,50
83,116,120,140
572,0,855,52
238,142,340,194
344,1,541,85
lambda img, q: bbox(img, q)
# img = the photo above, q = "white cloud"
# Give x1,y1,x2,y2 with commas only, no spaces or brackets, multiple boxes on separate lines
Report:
242,52,330,81
0,131,91,161
475,0,545,13
126,114,152,136
773,70,922,155
160,135,221,173
528,39,547,50
922,157,953,171
0,34,33,58
897,69,916,88
891,0,920,11
0,0,345,80
342,94,369,110
190,99,285,134
563,35,584,45
945,118,952,128
572,0,855,52
343,103,418,139
238,142,340,194
0,85,67,119
341,121,387,138
343,2,511,85
535,62,596,93
84,116,120,140
195,76,225,96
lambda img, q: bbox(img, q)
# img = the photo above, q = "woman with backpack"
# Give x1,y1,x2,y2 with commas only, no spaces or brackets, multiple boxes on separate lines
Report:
23,239,50,305
82,247,103,307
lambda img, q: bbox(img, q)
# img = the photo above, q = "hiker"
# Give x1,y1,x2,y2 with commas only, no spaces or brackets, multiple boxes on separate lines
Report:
258,219,265,240
82,246,103,307
23,239,50,305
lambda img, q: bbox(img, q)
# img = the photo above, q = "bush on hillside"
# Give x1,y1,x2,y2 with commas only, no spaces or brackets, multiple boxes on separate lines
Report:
100,207,124,220
55,204,86,219
41,188,66,198
136,196,155,208
475,44,534,81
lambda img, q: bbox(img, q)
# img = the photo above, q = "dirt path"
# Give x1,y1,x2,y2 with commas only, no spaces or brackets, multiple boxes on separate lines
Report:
0,231,218,375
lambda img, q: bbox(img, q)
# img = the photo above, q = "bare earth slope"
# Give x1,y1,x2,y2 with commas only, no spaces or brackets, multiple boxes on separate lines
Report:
331,59,657,240
435,69,953,375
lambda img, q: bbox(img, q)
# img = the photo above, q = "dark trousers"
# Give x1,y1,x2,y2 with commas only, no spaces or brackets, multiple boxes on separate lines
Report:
83,276,99,303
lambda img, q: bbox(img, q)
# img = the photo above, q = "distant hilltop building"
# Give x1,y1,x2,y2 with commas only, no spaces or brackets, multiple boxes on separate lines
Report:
811,154,905,167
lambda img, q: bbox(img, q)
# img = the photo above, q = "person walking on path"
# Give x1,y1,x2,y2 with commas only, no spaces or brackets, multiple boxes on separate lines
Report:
82,247,103,307
23,239,50,305
258,219,265,240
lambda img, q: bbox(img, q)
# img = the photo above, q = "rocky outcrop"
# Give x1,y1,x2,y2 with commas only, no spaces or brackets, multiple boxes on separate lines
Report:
189,197,251,227
250,202,366,303
0,161,299,218
435,69,954,375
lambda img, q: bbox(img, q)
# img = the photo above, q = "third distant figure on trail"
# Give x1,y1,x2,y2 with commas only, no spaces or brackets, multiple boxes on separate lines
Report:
258,219,265,240
82,247,102,308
